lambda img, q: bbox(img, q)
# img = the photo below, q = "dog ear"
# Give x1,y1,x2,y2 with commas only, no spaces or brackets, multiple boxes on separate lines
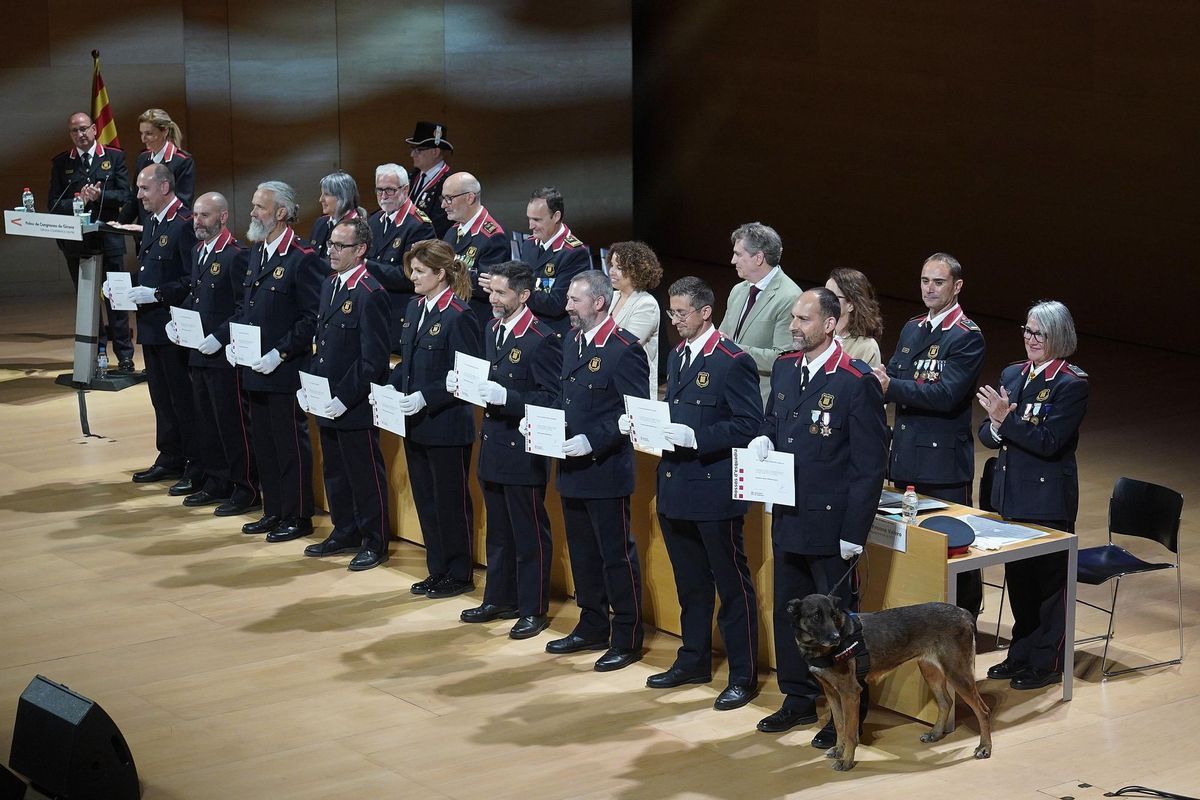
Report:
785,597,803,616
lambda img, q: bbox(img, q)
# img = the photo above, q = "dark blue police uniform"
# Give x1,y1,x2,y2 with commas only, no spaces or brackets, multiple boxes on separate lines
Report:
516,225,593,339
443,207,508,337
366,200,435,349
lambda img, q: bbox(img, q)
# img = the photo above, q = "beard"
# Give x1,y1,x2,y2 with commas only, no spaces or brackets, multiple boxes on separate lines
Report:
246,216,272,243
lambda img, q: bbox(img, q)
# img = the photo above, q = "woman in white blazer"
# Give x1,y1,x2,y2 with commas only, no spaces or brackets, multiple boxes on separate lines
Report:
607,241,663,398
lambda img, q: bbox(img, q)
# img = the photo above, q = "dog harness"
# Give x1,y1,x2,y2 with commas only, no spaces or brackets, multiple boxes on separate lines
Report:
808,612,871,679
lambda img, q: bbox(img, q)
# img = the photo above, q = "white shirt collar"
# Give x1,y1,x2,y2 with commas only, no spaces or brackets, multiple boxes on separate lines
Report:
152,201,174,225
802,339,837,374
263,228,287,260
582,318,607,345
80,142,99,159
460,205,484,232
151,142,169,163
539,223,564,250
423,160,445,181
751,265,781,292
425,285,451,309
683,323,715,362
925,302,960,329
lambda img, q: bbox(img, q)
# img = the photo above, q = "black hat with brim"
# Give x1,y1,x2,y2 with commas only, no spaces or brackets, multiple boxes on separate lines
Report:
406,121,453,152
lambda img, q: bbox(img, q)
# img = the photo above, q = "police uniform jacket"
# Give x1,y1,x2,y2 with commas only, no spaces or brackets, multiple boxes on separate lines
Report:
309,209,362,261
884,304,985,485
657,329,763,521
764,342,889,556
978,358,1089,523
478,307,562,485
444,207,508,326
366,200,435,338
136,197,197,346
409,163,451,238
517,225,593,338
311,263,392,430
48,143,129,258
389,289,482,446
236,227,324,393
121,143,195,226
183,229,249,369
557,317,650,499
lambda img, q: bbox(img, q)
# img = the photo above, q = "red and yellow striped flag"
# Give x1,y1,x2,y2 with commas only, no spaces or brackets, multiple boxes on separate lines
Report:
90,49,120,149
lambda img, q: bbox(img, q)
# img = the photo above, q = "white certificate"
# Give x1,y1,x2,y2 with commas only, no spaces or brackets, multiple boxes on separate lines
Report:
298,371,333,418
107,271,136,311
228,322,261,366
730,448,796,507
169,306,205,348
524,403,566,459
370,382,406,437
623,394,674,455
453,351,492,407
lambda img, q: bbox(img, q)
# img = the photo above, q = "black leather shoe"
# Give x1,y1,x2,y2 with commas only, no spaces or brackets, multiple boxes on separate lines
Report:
117,359,136,373
545,633,608,654
167,477,199,497
714,683,759,711
265,517,313,542
303,537,360,557
182,490,227,507
509,615,550,639
811,715,864,749
132,465,182,483
595,647,642,672
987,659,1028,680
646,666,712,689
757,705,818,733
460,604,519,623
1010,667,1062,690
242,514,280,535
425,576,474,598
410,575,440,595
215,495,262,517
348,549,388,571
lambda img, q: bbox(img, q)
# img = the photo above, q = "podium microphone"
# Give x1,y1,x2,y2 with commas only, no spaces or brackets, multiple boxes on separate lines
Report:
49,176,80,213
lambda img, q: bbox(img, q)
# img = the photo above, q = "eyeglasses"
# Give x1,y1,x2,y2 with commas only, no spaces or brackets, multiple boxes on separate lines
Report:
1020,325,1046,343
667,307,704,322
328,241,361,252
69,125,93,133
375,186,401,196
440,191,474,205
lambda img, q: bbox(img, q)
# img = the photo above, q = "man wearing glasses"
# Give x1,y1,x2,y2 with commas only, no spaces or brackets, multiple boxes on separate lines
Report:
366,163,435,349
440,171,508,336
872,252,986,618
406,121,453,238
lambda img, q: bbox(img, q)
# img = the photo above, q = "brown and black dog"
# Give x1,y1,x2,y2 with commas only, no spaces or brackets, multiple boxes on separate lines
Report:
787,593,992,771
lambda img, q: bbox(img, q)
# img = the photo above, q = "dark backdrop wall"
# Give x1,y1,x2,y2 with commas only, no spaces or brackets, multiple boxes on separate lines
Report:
634,1,1200,355
0,0,631,298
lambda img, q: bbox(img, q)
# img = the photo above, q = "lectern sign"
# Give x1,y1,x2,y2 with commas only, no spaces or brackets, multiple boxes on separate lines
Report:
3,210,83,241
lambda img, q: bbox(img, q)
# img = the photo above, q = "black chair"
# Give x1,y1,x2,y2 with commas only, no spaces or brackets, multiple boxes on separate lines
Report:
1076,477,1184,677
977,457,1007,641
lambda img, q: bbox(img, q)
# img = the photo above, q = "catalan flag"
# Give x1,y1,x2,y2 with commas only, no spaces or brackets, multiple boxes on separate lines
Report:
90,49,120,149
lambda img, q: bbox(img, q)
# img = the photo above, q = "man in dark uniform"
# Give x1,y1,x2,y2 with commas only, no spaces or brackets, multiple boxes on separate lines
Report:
453,261,561,639
165,191,258,515
873,253,986,617
631,276,763,710
406,121,453,238
298,218,393,571
441,171,507,335
366,162,435,349
514,186,593,339
228,180,323,542
751,288,888,749
542,270,650,672
50,111,134,371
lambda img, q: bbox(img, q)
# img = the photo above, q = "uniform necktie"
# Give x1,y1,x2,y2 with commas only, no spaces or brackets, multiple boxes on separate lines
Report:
81,153,91,171
679,344,692,377
733,284,762,340
800,364,810,394
495,323,506,352
330,275,340,306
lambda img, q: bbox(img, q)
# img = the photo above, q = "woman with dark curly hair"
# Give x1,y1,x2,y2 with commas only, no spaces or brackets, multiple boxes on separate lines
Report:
825,267,884,367
607,241,663,397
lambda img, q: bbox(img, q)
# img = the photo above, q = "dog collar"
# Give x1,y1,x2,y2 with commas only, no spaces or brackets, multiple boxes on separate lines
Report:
808,613,871,678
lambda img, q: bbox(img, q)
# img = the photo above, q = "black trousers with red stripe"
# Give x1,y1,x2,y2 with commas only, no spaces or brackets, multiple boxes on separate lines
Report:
319,425,390,554
247,390,313,520
481,480,552,617
190,366,257,501
404,441,474,582
1004,518,1072,672
560,495,643,651
143,342,198,475
658,515,759,686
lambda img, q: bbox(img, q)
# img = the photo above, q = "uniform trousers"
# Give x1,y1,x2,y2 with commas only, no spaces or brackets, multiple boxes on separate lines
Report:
658,515,759,685
190,366,256,501
894,480,983,616
482,480,552,616
560,495,643,650
319,426,390,554
1004,518,1071,672
247,389,313,520
142,342,199,476
403,441,474,582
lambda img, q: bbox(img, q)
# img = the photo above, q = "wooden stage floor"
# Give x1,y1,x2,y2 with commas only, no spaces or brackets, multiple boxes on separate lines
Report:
0,295,1196,799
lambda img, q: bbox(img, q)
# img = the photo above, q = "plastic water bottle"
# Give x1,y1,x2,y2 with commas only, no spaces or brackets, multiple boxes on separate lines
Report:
21,187,34,212
96,353,109,380
901,485,919,525
72,192,86,220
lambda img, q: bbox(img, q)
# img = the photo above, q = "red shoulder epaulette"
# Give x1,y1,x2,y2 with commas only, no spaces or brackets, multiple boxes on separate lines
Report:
715,342,747,359
295,244,315,254
779,351,804,361
908,313,926,323
611,329,635,346
447,297,467,313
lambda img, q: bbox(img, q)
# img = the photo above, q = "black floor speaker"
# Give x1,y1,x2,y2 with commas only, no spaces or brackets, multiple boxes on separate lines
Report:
0,764,25,800
8,675,139,799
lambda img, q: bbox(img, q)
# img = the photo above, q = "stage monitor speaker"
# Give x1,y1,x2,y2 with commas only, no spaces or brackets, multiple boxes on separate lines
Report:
0,764,25,800
8,675,139,800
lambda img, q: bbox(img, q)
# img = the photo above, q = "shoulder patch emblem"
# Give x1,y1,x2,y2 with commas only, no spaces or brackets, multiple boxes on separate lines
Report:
588,356,602,372
482,221,497,234
509,348,521,363
210,261,221,275
1068,364,1088,378
819,392,835,410
100,160,111,171
565,235,582,248
273,266,285,280
415,208,431,223
342,300,353,314
696,371,710,388
159,234,169,247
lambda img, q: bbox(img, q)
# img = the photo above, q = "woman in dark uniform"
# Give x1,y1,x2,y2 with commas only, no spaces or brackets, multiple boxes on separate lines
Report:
310,171,365,260
122,108,195,228
977,300,1089,690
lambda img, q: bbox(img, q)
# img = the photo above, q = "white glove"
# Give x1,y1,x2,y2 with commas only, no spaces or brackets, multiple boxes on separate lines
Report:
663,422,697,449
839,540,864,561
198,335,221,355
398,391,427,415
224,343,237,366
101,280,113,303
479,380,507,406
445,369,459,394
128,285,157,305
295,387,309,413
518,416,530,436
617,413,634,436
323,397,347,419
164,320,180,344
749,435,774,461
251,349,282,374
562,434,593,457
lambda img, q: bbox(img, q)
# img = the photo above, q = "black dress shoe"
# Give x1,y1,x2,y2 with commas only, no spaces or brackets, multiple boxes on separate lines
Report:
812,714,865,749
757,705,818,733
460,604,519,623
132,465,182,483
265,517,313,542
348,549,388,571
182,490,227,507
545,633,609,654
167,477,199,497
1010,667,1062,690
425,576,475,598
714,683,759,711
215,495,262,517
987,659,1029,680
410,575,441,595
303,537,360,557
509,615,550,639
594,647,642,672
242,515,280,535
645,666,712,689
117,359,136,373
